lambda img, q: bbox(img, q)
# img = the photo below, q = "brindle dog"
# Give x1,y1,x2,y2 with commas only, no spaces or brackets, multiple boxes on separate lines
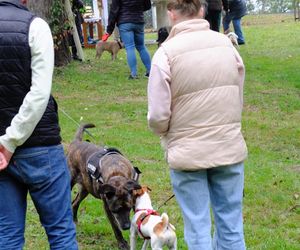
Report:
67,123,141,250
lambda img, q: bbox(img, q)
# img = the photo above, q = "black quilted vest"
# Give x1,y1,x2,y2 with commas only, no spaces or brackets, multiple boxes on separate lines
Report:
0,1,61,148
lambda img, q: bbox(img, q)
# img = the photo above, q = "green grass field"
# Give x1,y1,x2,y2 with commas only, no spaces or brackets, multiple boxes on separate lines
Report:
24,14,299,249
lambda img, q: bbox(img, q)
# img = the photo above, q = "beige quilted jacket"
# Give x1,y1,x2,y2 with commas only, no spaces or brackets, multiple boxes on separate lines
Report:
147,18,247,170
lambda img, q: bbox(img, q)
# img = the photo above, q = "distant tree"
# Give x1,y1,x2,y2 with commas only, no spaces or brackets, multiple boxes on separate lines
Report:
247,0,293,13
269,0,292,13
255,0,268,13
27,0,72,66
246,0,256,13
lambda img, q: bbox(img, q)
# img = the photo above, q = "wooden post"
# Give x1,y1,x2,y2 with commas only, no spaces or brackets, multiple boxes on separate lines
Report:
65,0,85,61
294,0,300,21
153,0,170,30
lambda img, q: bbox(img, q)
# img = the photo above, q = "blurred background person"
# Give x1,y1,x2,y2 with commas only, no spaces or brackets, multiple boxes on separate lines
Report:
205,0,227,32
223,0,247,45
70,0,85,60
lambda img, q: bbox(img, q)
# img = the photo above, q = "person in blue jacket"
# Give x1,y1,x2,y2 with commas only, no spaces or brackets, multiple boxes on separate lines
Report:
223,0,247,45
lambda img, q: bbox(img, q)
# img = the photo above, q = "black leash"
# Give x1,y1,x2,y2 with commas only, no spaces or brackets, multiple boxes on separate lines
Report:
59,107,96,140
157,194,175,210
117,40,123,49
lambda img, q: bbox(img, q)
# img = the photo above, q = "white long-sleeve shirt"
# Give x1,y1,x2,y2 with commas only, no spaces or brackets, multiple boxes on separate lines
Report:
0,17,54,153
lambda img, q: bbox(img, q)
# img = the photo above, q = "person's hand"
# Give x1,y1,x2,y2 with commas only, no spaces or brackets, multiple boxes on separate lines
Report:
101,33,110,42
0,145,13,171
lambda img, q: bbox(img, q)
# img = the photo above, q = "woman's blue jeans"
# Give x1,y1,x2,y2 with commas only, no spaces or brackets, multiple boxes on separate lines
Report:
170,162,246,250
0,145,78,250
118,23,151,77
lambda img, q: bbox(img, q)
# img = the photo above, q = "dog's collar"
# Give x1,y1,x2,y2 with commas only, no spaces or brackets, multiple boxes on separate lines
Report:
135,208,159,215
135,209,159,239
86,147,141,183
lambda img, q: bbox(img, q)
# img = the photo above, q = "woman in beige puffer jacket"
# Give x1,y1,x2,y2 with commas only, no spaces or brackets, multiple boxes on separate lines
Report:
147,0,247,249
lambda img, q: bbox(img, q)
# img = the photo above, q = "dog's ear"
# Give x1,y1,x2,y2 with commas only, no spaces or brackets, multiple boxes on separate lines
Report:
124,180,141,192
101,184,116,199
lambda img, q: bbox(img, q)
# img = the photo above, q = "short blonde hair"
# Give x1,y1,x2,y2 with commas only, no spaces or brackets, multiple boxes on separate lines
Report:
167,0,207,17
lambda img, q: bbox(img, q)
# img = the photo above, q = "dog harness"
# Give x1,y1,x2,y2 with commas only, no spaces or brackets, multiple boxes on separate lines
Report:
86,147,141,183
135,209,159,239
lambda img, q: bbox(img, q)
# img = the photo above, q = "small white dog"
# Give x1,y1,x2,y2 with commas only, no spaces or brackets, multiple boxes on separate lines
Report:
225,30,239,48
130,186,177,250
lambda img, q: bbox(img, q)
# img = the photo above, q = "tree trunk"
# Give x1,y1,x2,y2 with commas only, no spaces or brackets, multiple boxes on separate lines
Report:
27,0,71,66
27,0,52,21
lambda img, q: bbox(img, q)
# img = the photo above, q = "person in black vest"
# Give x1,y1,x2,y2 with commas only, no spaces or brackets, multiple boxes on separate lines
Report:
222,0,247,44
102,0,152,79
205,0,227,32
0,1,78,249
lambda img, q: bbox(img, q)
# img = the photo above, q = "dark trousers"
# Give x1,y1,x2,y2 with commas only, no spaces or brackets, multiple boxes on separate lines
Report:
75,18,84,44
205,9,222,32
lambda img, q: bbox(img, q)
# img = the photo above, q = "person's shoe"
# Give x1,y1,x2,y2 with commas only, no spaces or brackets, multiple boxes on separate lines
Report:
128,75,139,80
238,41,245,45
72,55,82,61
144,72,149,78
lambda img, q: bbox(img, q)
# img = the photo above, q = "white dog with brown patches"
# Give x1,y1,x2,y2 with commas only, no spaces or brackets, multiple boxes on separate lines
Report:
224,29,239,49
130,186,177,250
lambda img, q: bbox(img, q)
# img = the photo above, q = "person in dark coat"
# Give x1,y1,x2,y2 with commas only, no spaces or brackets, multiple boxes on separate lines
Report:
72,0,84,43
205,0,227,32
102,0,151,79
222,0,247,44
70,0,84,60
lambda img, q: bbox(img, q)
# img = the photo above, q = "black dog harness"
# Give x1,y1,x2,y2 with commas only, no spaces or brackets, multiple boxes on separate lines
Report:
86,147,140,183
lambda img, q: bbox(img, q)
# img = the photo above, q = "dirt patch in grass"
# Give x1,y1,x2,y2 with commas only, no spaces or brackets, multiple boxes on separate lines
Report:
289,165,300,172
243,13,294,26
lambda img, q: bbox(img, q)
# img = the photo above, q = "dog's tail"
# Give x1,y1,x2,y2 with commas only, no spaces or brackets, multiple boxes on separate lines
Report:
161,213,176,231
74,123,95,141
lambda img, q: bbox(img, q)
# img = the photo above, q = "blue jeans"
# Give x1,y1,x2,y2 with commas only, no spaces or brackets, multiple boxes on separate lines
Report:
170,162,246,250
0,145,78,250
118,22,151,77
223,14,245,44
